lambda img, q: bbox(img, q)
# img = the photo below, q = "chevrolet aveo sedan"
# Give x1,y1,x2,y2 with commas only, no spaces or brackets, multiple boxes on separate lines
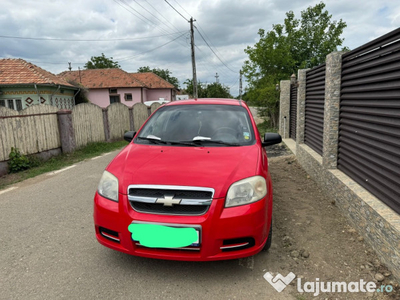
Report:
94,98,282,261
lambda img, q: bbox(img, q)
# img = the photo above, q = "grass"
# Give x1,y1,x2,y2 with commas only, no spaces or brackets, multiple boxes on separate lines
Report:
0,140,128,190
257,121,278,137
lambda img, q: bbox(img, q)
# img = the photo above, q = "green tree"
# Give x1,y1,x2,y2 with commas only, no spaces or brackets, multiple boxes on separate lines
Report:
183,80,232,99
205,82,232,98
138,66,180,88
243,2,348,128
84,53,120,69
183,79,207,98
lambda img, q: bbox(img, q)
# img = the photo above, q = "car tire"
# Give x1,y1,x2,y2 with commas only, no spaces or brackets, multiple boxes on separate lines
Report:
262,222,272,251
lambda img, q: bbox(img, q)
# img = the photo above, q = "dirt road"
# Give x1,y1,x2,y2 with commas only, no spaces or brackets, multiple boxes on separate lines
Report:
266,145,399,299
1,144,399,299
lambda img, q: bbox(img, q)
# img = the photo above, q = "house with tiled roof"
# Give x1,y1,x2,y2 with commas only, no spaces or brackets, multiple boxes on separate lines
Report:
58,69,177,108
130,72,177,103
0,58,78,111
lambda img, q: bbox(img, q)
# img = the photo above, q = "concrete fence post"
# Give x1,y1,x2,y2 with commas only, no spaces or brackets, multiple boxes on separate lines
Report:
296,69,310,145
57,109,76,153
102,108,110,142
279,80,291,139
323,52,343,169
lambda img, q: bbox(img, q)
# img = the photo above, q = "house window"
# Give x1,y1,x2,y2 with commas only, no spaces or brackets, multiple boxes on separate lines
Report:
125,93,133,101
110,95,120,104
109,88,117,94
0,98,22,111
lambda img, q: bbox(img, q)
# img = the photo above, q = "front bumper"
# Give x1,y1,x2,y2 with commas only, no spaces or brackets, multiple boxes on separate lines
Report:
93,192,272,261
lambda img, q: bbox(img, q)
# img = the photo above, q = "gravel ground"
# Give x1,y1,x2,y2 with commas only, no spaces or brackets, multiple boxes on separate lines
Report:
265,146,400,299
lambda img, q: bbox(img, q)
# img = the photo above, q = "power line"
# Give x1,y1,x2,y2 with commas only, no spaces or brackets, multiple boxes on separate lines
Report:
195,21,231,68
169,0,236,75
195,45,231,80
144,0,182,33
12,32,189,66
0,32,186,42
164,0,189,22
130,0,178,33
114,0,188,48
172,0,192,19
194,27,236,73
117,32,189,61
113,0,155,26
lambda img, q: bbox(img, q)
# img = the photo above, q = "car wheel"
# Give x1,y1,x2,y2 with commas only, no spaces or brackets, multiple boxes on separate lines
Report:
262,222,272,251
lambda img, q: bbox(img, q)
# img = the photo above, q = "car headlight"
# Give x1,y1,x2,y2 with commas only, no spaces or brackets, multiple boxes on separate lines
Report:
226,176,267,207
98,171,119,202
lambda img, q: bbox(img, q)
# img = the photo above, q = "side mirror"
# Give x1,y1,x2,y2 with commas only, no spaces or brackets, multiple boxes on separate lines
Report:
262,133,282,147
124,131,136,142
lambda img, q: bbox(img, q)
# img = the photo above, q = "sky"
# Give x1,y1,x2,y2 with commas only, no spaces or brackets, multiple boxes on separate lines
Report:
1,0,399,97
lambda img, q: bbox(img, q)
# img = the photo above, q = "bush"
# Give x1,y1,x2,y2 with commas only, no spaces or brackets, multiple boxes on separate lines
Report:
8,147,32,173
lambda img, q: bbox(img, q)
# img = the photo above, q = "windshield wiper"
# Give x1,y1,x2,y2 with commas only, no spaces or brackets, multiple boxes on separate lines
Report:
179,139,240,146
136,136,168,144
136,136,198,146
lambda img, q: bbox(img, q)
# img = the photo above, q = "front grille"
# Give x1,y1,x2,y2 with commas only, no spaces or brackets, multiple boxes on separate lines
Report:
127,185,214,216
129,188,212,199
131,202,209,215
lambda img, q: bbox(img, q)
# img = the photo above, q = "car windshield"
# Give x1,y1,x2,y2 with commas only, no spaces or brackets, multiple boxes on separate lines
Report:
136,104,255,146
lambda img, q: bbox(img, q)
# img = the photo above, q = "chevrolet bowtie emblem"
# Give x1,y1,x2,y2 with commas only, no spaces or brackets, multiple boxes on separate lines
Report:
156,195,181,206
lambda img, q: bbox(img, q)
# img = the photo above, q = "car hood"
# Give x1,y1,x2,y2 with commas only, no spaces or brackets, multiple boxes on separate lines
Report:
108,144,260,198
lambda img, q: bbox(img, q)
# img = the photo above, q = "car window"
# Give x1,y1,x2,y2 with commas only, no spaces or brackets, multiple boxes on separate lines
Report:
136,104,255,146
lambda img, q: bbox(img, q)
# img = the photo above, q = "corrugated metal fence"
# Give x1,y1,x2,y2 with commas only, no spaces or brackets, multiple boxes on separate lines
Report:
289,83,297,140
338,28,400,213
305,64,326,155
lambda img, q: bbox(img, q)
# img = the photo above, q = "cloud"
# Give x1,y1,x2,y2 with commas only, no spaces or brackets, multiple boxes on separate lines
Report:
0,0,399,96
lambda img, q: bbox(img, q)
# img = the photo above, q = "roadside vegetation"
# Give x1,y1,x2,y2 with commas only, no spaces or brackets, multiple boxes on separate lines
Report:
242,2,348,129
257,121,278,136
0,140,127,190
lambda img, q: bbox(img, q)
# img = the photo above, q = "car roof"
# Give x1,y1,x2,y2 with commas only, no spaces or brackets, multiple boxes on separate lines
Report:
165,98,244,107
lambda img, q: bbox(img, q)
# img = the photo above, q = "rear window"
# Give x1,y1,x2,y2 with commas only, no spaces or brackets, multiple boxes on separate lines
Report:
136,104,255,146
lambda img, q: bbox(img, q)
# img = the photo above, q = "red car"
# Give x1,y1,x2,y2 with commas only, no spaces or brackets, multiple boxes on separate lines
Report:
94,98,281,261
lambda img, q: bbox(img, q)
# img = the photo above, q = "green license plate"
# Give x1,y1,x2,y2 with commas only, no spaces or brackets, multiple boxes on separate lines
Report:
128,223,200,248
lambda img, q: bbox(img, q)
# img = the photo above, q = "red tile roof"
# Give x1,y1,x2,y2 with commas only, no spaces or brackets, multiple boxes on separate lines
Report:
130,72,176,89
0,58,74,87
58,68,145,89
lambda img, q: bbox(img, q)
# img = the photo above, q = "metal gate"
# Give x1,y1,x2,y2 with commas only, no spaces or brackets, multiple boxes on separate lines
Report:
289,83,297,140
339,28,400,214
305,64,326,155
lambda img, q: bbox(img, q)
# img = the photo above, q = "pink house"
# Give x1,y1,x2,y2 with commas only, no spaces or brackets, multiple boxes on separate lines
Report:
130,72,177,103
59,69,177,108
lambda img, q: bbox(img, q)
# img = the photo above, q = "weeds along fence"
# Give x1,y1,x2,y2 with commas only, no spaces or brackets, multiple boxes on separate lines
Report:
0,102,161,166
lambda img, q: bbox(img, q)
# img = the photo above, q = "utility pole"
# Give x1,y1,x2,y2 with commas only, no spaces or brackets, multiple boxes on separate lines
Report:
189,17,198,98
215,73,219,83
239,70,243,100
